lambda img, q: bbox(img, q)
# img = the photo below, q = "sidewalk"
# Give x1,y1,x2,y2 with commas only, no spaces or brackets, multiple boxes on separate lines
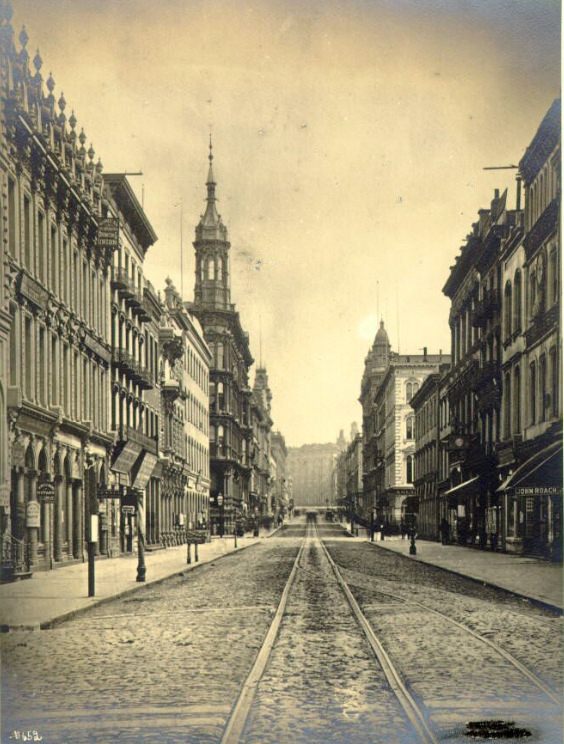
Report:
0,532,270,631
366,534,563,611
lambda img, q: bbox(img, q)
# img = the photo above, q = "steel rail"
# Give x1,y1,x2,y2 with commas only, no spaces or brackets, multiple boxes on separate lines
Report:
220,520,311,744
363,582,561,706
316,525,439,744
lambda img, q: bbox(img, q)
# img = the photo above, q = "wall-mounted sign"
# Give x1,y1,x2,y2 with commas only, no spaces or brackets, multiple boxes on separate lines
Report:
185,529,207,544
26,501,41,528
122,505,135,515
18,272,49,310
97,217,120,250
515,486,562,497
38,482,55,503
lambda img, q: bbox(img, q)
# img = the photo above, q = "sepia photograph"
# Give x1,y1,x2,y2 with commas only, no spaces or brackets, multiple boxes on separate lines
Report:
0,0,561,741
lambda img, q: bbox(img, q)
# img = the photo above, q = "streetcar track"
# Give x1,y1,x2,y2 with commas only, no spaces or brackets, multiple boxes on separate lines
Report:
220,523,310,744
325,546,561,706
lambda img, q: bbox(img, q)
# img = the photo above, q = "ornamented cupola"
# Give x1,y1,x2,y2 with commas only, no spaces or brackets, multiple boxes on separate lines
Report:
193,137,231,310
372,320,391,371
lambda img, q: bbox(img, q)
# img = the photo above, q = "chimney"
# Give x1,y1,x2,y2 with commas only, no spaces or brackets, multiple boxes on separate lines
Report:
494,188,500,199
516,176,522,212
423,346,428,361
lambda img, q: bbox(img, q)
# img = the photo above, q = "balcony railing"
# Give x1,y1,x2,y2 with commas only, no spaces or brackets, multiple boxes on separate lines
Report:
111,267,136,300
471,361,500,391
113,349,154,389
471,289,501,327
525,303,559,348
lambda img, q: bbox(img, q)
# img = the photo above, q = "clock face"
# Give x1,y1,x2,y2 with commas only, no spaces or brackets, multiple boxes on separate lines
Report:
455,437,464,448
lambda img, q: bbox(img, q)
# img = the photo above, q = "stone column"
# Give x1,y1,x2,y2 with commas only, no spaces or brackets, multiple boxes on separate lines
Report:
28,470,39,565
54,476,63,561
66,480,73,558
73,481,83,559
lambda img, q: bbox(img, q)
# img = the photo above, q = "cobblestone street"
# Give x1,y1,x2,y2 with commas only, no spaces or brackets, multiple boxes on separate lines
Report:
2,521,562,743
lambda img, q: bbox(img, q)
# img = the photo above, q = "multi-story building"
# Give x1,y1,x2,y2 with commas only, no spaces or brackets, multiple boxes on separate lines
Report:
189,142,254,535
270,431,288,519
159,278,211,546
1,21,114,577
287,441,341,509
411,367,454,540
360,320,446,530
443,189,521,548
497,99,561,560
250,367,273,522
345,428,363,527
105,173,162,562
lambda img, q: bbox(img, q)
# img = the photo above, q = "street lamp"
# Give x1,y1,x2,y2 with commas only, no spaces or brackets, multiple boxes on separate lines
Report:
217,492,224,538
136,488,146,582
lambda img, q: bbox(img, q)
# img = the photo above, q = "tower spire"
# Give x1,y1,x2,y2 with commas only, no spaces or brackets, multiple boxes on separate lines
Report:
201,135,221,230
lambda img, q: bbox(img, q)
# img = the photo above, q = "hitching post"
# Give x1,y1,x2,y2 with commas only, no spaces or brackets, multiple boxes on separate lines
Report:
136,489,146,582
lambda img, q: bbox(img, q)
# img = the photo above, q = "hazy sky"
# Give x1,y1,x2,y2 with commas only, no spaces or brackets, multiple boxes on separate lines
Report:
13,0,560,446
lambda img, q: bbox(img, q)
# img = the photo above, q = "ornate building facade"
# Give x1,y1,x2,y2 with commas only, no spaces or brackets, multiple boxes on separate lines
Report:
250,367,273,521
1,16,114,576
287,441,340,509
189,142,254,535
159,279,211,546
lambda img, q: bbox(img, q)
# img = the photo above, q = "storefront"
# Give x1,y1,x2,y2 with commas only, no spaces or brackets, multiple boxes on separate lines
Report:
498,442,562,561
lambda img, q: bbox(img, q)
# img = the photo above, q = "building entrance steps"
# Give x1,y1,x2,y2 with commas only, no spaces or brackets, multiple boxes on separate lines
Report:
364,536,563,612
0,532,272,631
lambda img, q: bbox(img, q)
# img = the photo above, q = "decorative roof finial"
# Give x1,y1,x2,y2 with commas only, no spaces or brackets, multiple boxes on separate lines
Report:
19,24,28,48
33,49,42,72
46,71,55,94
209,132,213,164
0,1,14,25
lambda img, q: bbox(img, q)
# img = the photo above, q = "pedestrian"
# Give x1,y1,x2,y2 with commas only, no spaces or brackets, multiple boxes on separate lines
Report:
440,517,449,545
400,520,407,540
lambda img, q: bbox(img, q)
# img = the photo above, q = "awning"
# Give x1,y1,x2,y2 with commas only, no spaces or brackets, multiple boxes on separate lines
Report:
497,442,562,493
444,476,479,497
132,452,159,490
112,441,143,475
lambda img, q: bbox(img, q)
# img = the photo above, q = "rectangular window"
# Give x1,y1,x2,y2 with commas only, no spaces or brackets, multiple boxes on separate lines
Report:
9,316,18,386
38,211,45,282
38,326,46,406
8,177,16,257
51,336,59,406
23,195,31,270
62,239,69,303
24,316,33,400
50,226,58,294
63,344,69,415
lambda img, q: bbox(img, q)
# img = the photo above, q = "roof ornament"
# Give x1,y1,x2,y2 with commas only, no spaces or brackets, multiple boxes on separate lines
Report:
0,1,14,25
33,49,42,73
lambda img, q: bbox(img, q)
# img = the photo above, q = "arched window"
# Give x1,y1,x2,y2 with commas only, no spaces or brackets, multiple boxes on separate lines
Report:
529,270,537,318
504,281,512,340
207,258,215,280
513,270,522,332
217,259,223,281
529,361,536,425
406,416,414,440
514,366,521,434
550,348,558,417
406,455,413,484
539,354,547,422
504,372,511,438
215,342,224,369
549,248,558,307
217,382,225,410
406,381,419,403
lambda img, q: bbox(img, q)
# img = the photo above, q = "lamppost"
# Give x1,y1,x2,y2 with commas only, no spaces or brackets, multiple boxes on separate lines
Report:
136,488,146,582
371,507,376,542
217,492,224,538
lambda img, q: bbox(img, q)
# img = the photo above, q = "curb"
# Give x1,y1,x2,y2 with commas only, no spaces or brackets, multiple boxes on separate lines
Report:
1,539,263,632
366,540,563,616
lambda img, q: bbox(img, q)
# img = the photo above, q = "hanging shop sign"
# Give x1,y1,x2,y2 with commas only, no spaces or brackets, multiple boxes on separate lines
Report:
38,482,55,504
185,529,207,544
121,505,135,515
131,452,158,491
97,487,123,500
26,501,41,528
96,217,120,250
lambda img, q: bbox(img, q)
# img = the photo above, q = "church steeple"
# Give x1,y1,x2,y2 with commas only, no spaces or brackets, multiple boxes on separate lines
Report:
193,138,231,309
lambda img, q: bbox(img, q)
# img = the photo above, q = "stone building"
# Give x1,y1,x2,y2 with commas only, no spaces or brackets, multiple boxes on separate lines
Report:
250,367,273,523
411,366,450,540
270,431,288,519
497,99,561,560
443,189,522,548
345,427,363,528
105,174,162,562
158,278,211,546
1,17,114,576
287,440,340,509
360,320,446,530
188,142,254,535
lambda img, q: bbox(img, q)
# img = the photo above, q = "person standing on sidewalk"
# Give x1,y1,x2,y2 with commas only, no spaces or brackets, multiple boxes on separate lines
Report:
440,517,450,545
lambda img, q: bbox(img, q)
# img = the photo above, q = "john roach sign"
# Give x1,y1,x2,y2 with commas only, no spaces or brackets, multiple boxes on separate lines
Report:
97,218,120,250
